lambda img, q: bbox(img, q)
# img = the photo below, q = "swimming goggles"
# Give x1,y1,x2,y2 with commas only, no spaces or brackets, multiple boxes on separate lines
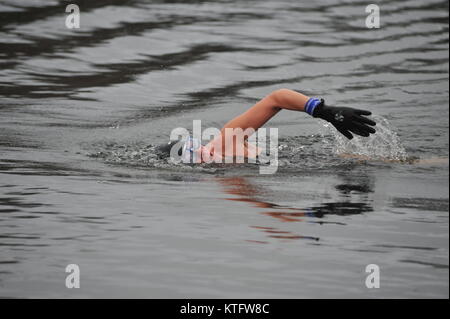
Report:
181,136,202,163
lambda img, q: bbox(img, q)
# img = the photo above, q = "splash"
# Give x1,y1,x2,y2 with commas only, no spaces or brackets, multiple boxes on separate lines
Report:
86,141,222,173
318,115,408,162
86,116,410,173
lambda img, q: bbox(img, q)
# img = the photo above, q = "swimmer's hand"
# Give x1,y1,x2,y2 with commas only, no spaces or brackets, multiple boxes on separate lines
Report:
312,99,376,140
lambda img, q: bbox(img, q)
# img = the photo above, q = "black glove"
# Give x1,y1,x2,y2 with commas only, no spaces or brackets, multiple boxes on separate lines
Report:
312,99,376,140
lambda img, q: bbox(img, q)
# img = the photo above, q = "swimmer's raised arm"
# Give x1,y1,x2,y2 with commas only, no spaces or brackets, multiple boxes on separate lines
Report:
220,89,309,133
220,88,376,140
208,89,317,159
158,89,376,162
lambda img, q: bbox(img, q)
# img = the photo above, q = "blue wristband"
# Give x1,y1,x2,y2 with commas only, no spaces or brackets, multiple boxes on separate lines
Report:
305,98,321,116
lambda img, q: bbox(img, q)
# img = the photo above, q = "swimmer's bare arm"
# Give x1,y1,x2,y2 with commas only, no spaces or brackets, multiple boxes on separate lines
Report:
204,89,375,159
205,89,310,158
220,89,309,132
218,88,376,141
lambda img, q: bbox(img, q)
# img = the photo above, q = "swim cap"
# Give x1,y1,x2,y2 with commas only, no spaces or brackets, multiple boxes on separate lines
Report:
155,140,182,158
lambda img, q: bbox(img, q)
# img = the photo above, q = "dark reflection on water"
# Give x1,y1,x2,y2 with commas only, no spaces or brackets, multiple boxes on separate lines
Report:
0,159,104,177
0,0,448,298
3,43,266,99
217,176,374,241
335,183,373,194
399,259,449,269
0,0,142,31
392,197,449,212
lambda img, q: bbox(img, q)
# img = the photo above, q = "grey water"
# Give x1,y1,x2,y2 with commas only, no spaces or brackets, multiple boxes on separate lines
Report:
0,0,448,298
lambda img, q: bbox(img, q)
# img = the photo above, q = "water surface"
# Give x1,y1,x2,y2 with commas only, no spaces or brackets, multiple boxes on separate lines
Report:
0,0,448,298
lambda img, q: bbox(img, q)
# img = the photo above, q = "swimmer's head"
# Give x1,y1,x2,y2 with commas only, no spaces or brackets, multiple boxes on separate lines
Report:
155,137,204,163
155,140,182,159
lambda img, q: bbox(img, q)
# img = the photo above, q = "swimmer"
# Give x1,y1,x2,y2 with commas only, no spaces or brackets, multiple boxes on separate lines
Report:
156,89,377,162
